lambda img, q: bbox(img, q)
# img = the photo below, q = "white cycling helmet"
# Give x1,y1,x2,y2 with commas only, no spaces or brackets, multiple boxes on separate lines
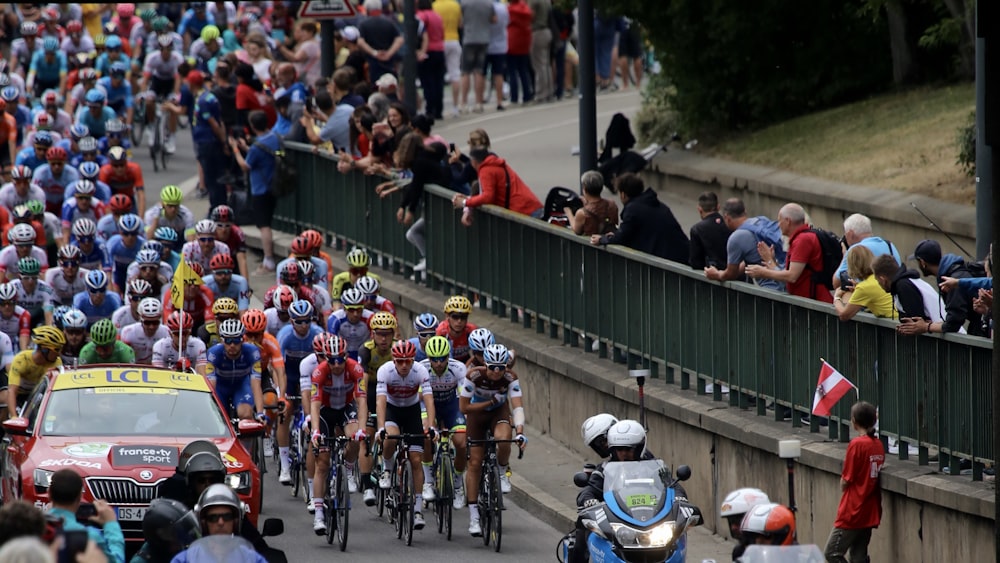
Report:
0,282,16,301
340,288,364,307
8,223,36,245
581,413,619,458
606,419,646,460
195,219,216,235
355,275,379,295
62,308,88,330
721,487,771,540
137,297,162,319
468,327,495,353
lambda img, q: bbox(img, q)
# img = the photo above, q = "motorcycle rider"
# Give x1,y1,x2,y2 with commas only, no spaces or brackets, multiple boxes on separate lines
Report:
170,485,267,563
131,498,201,563
721,487,772,561
738,503,797,554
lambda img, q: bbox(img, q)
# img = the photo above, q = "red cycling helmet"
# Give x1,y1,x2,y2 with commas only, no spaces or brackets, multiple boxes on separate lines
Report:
312,332,327,354
210,205,234,223
242,309,267,333
324,335,348,358
279,261,300,284
109,194,132,213
209,253,235,271
391,340,417,360
46,146,67,162
290,235,311,256
166,310,194,331
302,229,323,252
67,21,83,33
186,261,204,277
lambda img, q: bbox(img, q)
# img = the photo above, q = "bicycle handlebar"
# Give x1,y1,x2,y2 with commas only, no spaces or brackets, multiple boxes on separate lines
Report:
467,437,526,459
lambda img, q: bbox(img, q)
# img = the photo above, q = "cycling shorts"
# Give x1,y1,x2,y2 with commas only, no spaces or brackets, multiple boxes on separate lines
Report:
423,397,465,432
464,402,510,442
318,404,359,436
151,76,174,99
215,377,254,410
385,403,423,448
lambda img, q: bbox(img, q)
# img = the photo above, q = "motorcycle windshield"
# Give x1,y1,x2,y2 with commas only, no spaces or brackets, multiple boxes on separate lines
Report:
602,460,668,524
740,545,826,563
181,536,260,563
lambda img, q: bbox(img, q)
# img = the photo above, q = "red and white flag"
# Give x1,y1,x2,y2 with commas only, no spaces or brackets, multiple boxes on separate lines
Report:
812,360,857,416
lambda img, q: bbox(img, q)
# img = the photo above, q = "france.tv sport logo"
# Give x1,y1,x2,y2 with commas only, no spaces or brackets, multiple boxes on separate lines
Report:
112,446,178,467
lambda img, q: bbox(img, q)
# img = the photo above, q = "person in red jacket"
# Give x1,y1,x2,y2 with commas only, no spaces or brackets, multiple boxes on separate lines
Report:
506,0,534,104
451,148,542,225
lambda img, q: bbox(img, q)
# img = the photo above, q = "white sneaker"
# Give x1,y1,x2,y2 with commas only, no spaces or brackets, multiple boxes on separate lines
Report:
378,472,391,489
347,471,359,494
413,258,426,272
413,511,426,530
306,502,315,514
453,487,465,510
422,482,435,502
263,437,274,458
363,488,376,506
163,134,176,154
500,473,511,494
469,520,482,537
313,511,326,535
279,468,292,485
450,107,460,118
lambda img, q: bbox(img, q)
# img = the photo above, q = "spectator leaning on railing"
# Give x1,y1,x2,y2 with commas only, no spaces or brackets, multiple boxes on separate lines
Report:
687,191,729,270
833,213,901,290
46,469,124,563
900,239,988,336
745,203,834,303
563,170,618,237
451,148,543,225
704,197,783,292
871,254,944,326
833,245,895,321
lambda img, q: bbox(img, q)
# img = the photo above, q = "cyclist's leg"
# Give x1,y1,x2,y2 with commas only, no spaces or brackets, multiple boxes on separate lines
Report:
494,403,514,466
312,409,334,524
277,379,298,476
465,411,487,504
399,405,425,508
234,377,255,420
441,402,467,473
342,403,360,463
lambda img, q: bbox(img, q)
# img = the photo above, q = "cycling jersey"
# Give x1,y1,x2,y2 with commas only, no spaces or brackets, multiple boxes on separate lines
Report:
72,290,123,327
10,38,38,74
36,109,74,134
120,322,170,364
325,309,373,360
61,36,96,59
206,342,262,383
407,337,429,362
202,274,251,310
181,240,230,273
68,151,110,171
0,306,31,352
125,261,172,283
460,366,523,409
435,321,479,363
264,308,290,338
65,180,113,204
99,161,145,203
376,361,432,408
96,77,133,113
152,336,208,370
262,284,315,311
311,358,366,410
217,226,248,255
78,340,136,365
8,349,61,390
44,267,89,305
111,304,140,331
178,11,215,38
366,298,394,317
13,279,56,319
24,131,64,149
61,200,106,233
143,32,184,57
142,50,185,81
0,247,50,278
0,183,47,213
74,106,118,138
31,164,81,213
14,147,46,171
275,256,329,288
248,333,284,379
78,240,112,272
40,212,63,245
0,332,13,372
143,204,195,247
297,352,319,398
310,284,333,318
420,358,467,404
162,284,215,328
96,52,131,78
105,233,146,288
277,323,324,396
28,50,68,86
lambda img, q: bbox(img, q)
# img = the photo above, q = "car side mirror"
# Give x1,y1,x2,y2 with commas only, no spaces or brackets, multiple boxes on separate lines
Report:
573,471,590,488
236,419,264,437
261,518,284,537
675,465,691,481
2,418,30,436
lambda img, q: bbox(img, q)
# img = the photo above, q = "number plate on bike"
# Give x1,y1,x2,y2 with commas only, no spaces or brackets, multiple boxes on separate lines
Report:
625,494,657,508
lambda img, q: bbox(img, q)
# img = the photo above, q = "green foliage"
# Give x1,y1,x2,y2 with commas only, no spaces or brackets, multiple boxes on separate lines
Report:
633,73,679,145
955,110,976,177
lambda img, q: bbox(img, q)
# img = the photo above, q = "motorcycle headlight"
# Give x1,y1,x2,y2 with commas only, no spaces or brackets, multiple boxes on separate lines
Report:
611,521,677,549
33,469,53,492
227,471,252,494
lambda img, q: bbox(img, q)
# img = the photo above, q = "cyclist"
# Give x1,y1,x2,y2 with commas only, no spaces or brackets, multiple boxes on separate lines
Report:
276,300,324,484
70,136,109,170
162,262,216,332
96,193,133,240
436,295,478,363
7,326,64,415
79,318,136,365
112,278,154,330
0,165,45,212
197,298,240,349
183,220,231,273
242,308,286,403
4,206,43,251
153,226,183,270
33,147,79,215
264,285,297,338
98,63,134,126
276,236,330,290
125,248,170,296
144,185,194,250
119,297,169,364
300,229,334,293
72,219,112,273
309,334,367,534
330,247,381,311
419,335,469,510
375,339,435,531
190,25,224,74
58,308,88,367
206,319,266,424
153,311,209,377
100,147,146,214
298,260,331,325
10,22,40,76
60,124,91,164
105,213,146,293
325,288,372,361
466,327,495,368
99,118,133,157
210,205,250,279
140,35,183,153
408,313,439,362
46,245,88,305
203,254,250,311
15,130,52,171
61,19,96,62
66,69,103,119
74,88,117,139
60,180,106,245
26,199,64,262
357,310,396,506
95,35,130,80
0,224,49,280
460,343,526,536
39,90,75,135
26,37,67,98
72,269,122,327
70,162,113,204
12,257,56,326
0,282,31,352
355,276,396,317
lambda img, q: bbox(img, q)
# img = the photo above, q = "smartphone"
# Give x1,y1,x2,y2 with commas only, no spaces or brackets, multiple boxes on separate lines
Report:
75,502,96,521
449,143,456,152
58,530,90,563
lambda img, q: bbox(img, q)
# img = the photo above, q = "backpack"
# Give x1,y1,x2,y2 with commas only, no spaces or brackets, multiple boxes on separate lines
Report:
806,228,844,290
253,137,298,198
738,216,786,265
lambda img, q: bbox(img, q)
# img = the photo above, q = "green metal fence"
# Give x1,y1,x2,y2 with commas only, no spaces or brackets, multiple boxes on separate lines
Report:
276,144,994,479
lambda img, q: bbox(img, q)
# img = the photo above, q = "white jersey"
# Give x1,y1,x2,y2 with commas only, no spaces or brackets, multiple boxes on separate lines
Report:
299,352,319,397
310,283,332,316
419,358,467,403
44,267,90,305
376,361,432,408
144,204,195,239
125,260,174,281
12,279,56,315
120,323,171,364
181,240,230,273
0,183,47,213
112,305,141,332
0,246,49,278
265,308,290,338
0,306,29,352
0,331,14,371
152,336,208,369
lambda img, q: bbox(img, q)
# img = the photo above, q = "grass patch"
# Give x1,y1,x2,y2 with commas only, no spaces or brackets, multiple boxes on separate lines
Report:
708,83,976,204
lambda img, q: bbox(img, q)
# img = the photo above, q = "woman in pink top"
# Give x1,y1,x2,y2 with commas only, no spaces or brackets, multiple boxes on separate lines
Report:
506,0,534,104
417,0,446,119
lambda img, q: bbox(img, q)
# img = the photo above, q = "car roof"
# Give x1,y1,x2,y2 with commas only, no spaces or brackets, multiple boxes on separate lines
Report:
50,365,211,393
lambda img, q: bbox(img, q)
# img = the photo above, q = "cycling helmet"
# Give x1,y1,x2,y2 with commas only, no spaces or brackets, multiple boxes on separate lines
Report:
606,419,647,460
324,335,348,358
141,240,164,255
109,193,133,212
184,452,226,489
581,413,619,458
209,253,234,271
340,288,364,307
160,185,183,205
70,124,90,140
721,488,772,540
739,503,795,547
194,219,216,235
200,25,221,42
52,305,71,329
117,3,135,18
483,344,509,366
127,278,154,299
85,88,106,105
279,261,300,284
58,245,83,262
41,91,58,107
296,260,315,282
218,318,245,339
94,34,106,47
11,206,30,221
355,275,379,296
141,498,201,556
288,299,313,319
74,179,96,196
424,335,451,358
109,62,128,78
166,311,193,331
187,262,204,277
210,205,233,223
0,283,15,301
85,269,109,291
154,226,179,243
195,484,242,529
105,118,125,134
43,37,58,52
33,131,53,147
212,298,239,317
8,223,36,245
108,146,128,162
78,137,98,153
26,200,44,217
152,17,169,33
78,68,97,82
136,249,160,266
156,34,174,49
273,285,297,311
35,113,51,130
413,313,439,333
72,218,98,238
66,21,84,34
391,339,417,360
17,257,40,276
140,8,158,22
242,309,267,333
118,213,142,233
138,297,162,319
289,235,310,256
311,333,327,354
105,35,122,50
20,22,38,36
32,326,66,351
10,165,32,180
468,327,495,353
346,248,370,268
46,146,67,162
443,295,472,314
302,229,323,251
61,308,88,330
369,311,397,331
1,86,18,102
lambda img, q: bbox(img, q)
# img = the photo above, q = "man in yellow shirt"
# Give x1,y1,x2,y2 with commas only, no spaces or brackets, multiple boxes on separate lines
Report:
433,0,462,117
5,326,64,418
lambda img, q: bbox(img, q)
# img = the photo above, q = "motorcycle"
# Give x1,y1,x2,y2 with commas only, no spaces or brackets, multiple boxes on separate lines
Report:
738,545,825,563
558,459,702,563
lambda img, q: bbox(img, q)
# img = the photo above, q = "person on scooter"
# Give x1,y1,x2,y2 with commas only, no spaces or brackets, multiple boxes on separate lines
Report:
721,488,772,561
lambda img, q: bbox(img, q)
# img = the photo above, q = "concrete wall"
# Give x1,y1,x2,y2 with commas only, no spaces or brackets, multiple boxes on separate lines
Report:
644,151,980,261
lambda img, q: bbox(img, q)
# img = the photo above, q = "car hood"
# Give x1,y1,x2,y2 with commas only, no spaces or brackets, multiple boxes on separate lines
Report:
28,436,250,475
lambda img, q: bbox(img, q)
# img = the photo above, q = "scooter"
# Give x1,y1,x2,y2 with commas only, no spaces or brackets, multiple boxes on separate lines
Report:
557,460,702,563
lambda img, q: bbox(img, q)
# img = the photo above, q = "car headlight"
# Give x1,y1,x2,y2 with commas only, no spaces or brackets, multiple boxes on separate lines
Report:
33,469,53,492
611,521,677,548
227,471,252,494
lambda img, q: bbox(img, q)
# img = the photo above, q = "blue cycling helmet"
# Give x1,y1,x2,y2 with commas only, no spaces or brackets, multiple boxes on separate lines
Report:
78,161,100,179
413,313,439,333
109,62,128,77
118,213,142,233
85,269,109,291
141,240,164,255
468,327,495,353
154,226,178,242
483,344,509,366
33,131,53,147
85,88,105,105
0,86,17,102
288,299,314,319
69,123,90,140
42,37,58,52
62,308,88,330
52,305,72,329
105,35,122,49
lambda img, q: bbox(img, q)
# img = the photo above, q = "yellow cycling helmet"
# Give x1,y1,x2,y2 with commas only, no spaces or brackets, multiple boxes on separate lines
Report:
32,326,66,351
201,25,220,42
424,336,451,358
346,248,370,269
369,311,397,331
160,185,183,205
212,297,239,316
443,295,472,315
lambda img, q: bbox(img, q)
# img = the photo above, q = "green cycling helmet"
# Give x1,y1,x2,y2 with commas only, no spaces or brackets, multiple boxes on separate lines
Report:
425,335,451,358
90,319,118,346
25,200,44,216
17,257,41,276
152,16,169,32
140,8,157,22
160,185,183,205
201,25,220,42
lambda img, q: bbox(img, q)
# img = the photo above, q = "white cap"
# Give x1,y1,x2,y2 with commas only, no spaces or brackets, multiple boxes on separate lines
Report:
375,73,398,89
341,26,359,42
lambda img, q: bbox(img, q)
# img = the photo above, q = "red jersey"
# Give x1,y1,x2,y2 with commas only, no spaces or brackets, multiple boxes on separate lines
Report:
834,434,885,529
263,283,315,310
251,332,285,375
435,320,478,363
162,284,216,325
311,358,366,410
99,161,145,200
785,224,834,303
219,225,248,255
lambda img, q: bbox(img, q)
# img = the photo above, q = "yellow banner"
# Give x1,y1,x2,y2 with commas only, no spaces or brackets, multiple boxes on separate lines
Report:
170,260,203,309
53,368,210,392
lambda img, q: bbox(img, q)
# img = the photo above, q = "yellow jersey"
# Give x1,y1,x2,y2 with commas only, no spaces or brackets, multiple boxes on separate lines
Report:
9,349,61,390
433,0,462,42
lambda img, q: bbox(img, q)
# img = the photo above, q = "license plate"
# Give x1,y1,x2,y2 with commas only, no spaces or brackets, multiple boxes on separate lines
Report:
115,506,147,521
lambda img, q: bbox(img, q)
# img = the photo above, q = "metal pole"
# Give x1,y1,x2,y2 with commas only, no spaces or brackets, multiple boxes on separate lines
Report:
577,0,597,178
976,0,993,260
320,21,335,81
402,0,418,112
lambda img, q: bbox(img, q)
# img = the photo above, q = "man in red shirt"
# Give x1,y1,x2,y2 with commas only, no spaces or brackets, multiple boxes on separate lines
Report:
824,401,884,563
451,149,542,225
745,203,834,303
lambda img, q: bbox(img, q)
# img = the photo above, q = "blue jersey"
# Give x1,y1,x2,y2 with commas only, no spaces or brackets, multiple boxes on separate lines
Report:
78,240,112,271
29,50,67,83
13,105,31,146
94,52,130,78
69,152,109,169
15,147,45,170
325,308,372,360
97,76,133,111
164,250,181,272
277,323,323,393
72,290,123,327
65,180,112,204
33,164,80,209
97,137,132,156
178,11,215,38
74,106,118,138
202,274,251,310
206,342,262,382
105,233,146,288
407,336,429,362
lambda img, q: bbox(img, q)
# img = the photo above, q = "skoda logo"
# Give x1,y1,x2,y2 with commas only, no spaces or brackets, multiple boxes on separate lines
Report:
139,470,153,481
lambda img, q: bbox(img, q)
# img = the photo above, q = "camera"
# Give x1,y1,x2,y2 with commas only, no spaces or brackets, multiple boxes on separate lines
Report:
75,502,96,522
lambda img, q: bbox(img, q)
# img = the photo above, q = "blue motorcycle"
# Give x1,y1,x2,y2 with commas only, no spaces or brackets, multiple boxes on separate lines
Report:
558,460,702,563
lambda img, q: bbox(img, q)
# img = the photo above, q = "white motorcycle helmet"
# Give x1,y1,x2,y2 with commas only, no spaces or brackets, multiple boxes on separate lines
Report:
720,487,770,540
581,413,618,458
606,419,646,461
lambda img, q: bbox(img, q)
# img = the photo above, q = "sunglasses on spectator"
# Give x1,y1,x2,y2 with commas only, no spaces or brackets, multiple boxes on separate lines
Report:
223,337,243,345
449,313,468,320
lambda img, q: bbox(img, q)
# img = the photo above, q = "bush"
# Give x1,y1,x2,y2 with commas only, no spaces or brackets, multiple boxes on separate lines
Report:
955,110,976,177
633,73,680,146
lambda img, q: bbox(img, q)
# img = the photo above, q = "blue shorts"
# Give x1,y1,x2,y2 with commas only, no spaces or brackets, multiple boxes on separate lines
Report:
214,377,254,411
433,397,465,431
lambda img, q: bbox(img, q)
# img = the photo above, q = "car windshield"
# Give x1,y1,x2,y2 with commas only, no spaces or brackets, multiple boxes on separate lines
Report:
41,387,229,437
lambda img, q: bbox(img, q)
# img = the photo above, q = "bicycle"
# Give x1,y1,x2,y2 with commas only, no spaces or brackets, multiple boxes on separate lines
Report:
383,432,428,546
318,434,353,551
369,437,387,518
275,396,309,498
149,99,170,171
431,428,456,540
467,433,525,552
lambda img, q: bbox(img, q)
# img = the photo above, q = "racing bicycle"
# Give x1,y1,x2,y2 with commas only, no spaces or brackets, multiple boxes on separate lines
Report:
384,433,428,546
467,433,525,552
274,396,309,499
431,428,456,540
319,434,353,551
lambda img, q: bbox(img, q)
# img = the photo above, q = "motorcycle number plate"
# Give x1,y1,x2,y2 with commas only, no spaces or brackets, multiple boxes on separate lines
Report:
625,493,657,507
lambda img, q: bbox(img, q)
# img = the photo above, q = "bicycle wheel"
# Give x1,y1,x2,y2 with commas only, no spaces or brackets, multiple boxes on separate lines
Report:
336,458,350,551
298,431,310,499
324,469,335,545
438,454,454,540
490,464,503,552
400,460,414,546
479,470,492,546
